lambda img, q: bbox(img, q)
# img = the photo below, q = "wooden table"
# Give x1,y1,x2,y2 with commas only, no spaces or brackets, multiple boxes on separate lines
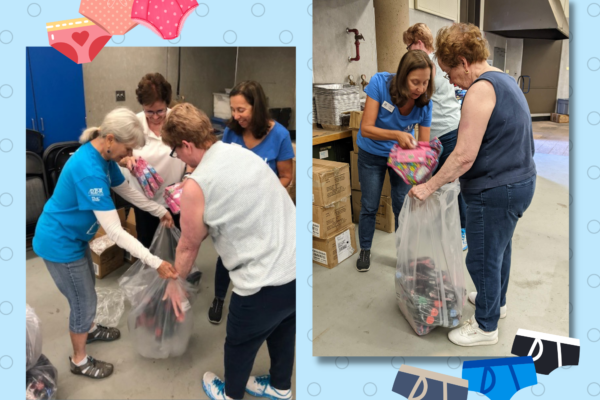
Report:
312,127,352,145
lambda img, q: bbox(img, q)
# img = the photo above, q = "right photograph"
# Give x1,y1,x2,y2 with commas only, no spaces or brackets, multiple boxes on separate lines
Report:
312,0,570,357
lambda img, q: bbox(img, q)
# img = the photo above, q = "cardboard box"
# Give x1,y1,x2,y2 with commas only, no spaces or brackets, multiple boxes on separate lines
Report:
91,208,126,278
350,151,391,196
551,113,569,123
312,159,351,207
123,209,138,264
313,224,357,269
312,196,352,239
351,190,395,233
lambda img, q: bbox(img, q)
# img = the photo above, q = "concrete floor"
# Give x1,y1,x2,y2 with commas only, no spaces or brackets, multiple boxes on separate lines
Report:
313,122,570,357
26,237,296,399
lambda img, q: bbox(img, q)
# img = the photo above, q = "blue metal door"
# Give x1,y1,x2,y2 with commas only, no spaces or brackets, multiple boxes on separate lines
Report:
28,47,87,147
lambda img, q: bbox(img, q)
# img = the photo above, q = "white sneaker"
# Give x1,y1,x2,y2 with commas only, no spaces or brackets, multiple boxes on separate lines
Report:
202,371,233,400
468,292,507,319
448,315,499,347
246,375,292,400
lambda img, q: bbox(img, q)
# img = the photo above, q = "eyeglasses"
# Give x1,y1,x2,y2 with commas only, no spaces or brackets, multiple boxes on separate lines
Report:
170,145,178,158
443,73,450,80
406,42,415,51
144,109,166,117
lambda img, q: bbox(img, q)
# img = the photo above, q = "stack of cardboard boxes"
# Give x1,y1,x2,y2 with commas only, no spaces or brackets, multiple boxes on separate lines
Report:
312,159,357,269
349,111,395,234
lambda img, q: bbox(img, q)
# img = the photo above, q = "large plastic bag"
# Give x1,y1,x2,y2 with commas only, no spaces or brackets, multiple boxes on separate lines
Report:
395,181,466,336
26,305,42,371
94,288,125,327
118,225,202,358
26,354,58,400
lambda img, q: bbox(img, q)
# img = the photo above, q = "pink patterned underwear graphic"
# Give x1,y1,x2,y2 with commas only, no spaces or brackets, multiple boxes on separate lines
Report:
131,0,199,40
46,18,112,64
79,0,138,36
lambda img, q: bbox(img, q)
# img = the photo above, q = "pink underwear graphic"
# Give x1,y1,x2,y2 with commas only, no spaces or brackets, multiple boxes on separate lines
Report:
79,0,138,35
131,0,199,40
46,18,112,64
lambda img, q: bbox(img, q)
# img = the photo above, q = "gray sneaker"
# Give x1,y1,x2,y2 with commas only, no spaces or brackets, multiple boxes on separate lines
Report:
356,249,371,272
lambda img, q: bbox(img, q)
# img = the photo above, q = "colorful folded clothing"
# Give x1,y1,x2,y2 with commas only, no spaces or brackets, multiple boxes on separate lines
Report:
163,183,183,214
132,157,164,199
387,137,443,185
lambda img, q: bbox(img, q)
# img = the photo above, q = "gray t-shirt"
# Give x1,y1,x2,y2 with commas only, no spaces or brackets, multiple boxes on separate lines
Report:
429,53,461,138
188,141,296,296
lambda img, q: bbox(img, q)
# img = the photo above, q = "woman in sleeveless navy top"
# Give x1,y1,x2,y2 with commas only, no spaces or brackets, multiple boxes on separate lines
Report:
409,23,536,347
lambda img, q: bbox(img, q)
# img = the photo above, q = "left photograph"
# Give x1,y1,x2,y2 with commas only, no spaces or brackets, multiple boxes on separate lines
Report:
25,46,296,399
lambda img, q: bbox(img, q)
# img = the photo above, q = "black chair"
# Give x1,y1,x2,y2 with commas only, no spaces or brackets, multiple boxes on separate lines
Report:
269,107,292,129
26,152,49,241
42,141,81,195
26,129,44,157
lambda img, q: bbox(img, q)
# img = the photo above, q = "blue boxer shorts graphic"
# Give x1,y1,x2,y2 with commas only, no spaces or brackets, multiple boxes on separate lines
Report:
392,365,469,400
462,357,537,400
511,328,580,375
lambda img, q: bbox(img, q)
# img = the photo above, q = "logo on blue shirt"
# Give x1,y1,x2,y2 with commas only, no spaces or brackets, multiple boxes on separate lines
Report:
88,188,104,198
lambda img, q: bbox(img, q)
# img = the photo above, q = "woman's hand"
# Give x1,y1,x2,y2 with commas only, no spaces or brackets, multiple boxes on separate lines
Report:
408,182,435,201
160,211,174,228
161,280,187,321
157,260,178,280
396,131,417,149
118,156,137,170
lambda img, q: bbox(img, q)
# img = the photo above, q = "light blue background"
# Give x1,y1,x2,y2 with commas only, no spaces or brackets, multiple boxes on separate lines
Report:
1,1,599,399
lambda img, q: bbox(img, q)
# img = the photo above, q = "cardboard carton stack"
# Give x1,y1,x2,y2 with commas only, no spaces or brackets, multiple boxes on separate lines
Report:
312,159,357,269
551,113,569,123
90,208,128,279
349,111,395,233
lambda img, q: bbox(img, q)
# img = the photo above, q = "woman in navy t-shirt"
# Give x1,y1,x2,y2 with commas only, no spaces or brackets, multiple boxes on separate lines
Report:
356,50,434,272
208,80,295,323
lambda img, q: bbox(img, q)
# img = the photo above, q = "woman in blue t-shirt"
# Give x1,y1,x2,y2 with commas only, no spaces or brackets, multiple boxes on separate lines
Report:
32,108,178,379
356,50,434,272
208,80,295,324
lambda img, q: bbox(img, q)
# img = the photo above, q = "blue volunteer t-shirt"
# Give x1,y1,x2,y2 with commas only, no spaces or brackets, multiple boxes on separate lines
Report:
32,142,125,263
222,121,295,176
357,72,433,157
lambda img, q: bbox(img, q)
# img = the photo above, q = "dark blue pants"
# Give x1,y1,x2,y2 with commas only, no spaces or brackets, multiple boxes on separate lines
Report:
214,257,230,300
225,280,296,399
433,129,467,229
357,149,410,249
463,175,536,332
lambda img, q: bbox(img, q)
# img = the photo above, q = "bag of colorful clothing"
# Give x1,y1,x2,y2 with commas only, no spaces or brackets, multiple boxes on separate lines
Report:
118,225,202,358
387,137,443,185
26,354,58,400
132,156,164,199
26,305,43,371
395,181,466,336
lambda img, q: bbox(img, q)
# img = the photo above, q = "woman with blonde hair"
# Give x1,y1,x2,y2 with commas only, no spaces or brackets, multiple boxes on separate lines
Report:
356,49,434,272
404,23,468,251
33,108,178,379
409,23,536,347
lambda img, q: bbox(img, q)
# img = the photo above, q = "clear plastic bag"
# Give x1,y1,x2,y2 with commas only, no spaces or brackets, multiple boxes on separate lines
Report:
118,225,202,358
395,181,467,336
94,288,125,327
26,354,58,400
26,304,42,371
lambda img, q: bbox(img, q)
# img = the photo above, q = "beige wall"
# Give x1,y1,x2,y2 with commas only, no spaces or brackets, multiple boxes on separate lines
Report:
83,47,296,130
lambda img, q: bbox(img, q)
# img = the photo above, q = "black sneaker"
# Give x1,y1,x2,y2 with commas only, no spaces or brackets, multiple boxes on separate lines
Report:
356,249,371,272
208,297,225,324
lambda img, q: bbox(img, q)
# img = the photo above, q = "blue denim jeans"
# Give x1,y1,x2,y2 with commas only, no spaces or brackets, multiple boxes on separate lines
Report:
434,129,467,229
357,148,410,249
43,246,97,333
463,175,536,331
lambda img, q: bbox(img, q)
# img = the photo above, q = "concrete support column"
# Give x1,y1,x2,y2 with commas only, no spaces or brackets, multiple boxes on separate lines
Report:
373,0,410,73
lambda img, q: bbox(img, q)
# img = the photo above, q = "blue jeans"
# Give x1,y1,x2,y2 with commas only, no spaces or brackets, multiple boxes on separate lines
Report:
463,175,536,332
434,129,467,229
43,247,97,334
357,148,410,249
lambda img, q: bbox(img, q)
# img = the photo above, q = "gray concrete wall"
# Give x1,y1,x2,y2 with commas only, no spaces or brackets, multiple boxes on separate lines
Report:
408,8,454,41
83,47,294,129
235,47,296,130
313,0,378,85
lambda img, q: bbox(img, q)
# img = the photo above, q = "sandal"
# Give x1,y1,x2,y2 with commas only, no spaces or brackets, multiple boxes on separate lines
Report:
69,356,114,379
86,325,120,344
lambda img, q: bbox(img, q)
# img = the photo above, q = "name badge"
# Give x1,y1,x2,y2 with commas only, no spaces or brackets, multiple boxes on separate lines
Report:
382,101,395,113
